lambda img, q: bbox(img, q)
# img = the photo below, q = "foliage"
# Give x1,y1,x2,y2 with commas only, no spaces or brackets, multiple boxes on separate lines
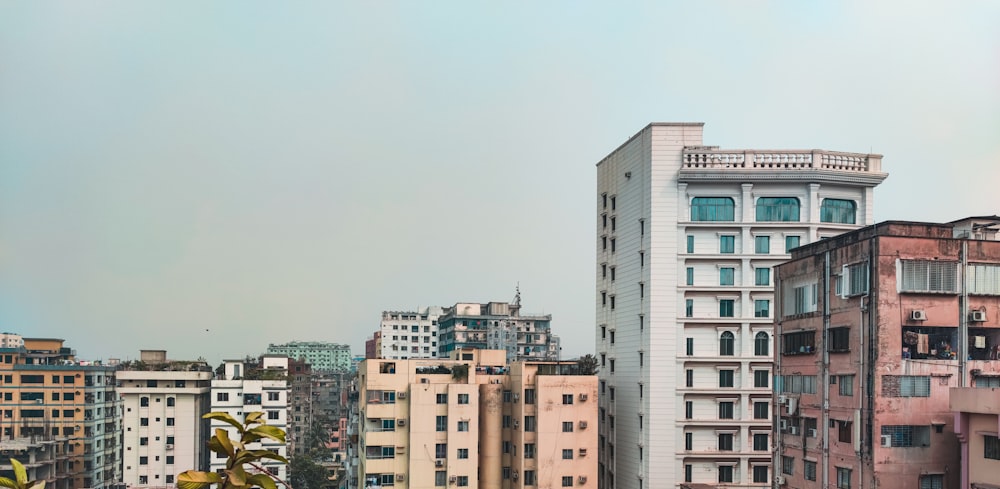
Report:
451,363,469,381
0,458,46,489
576,354,600,375
177,412,289,489
289,455,328,489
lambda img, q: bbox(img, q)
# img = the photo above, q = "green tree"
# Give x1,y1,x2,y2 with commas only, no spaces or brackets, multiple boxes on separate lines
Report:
576,354,600,375
288,455,328,489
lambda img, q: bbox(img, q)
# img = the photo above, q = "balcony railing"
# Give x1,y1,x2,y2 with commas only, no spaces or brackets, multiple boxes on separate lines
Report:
682,149,881,173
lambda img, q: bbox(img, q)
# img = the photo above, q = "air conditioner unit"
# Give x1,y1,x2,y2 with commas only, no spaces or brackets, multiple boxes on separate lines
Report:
397,419,406,427
513,393,520,402
449,475,458,483
579,421,588,429
512,471,519,481
911,310,927,321
396,446,406,455
779,419,788,431
807,428,817,438
777,395,788,405
785,398,799,415
881,435,892,447
579,448,588,456
579,393,589,401
395,474,405,482
165,444,174,450
435,460,444,467
970,311,987,322
397,391,407,399
513,420,519,429
789,426,799,435
776,475,786,486
579,476,588,484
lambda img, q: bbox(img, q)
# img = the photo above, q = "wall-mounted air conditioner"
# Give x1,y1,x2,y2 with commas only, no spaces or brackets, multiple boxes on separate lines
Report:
881,435,892,447
970,311,987,322
910,310,927,321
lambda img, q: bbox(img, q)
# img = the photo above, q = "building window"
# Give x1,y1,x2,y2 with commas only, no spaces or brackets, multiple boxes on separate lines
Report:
562,448,573,460
686,401,693,419
435,471,447,486
718,401,734,419
785,235,801,252
166,397,175,407
753,466,769,483
985,435,1000,460
753,402,769,419
919,475,944,489
840,262,869,297
720,267,735,286
882,375,931,397
968,264,1000,295
755,267,770,286
753,332,770,355
783,331,816,355
140,437,148,446
457,394,469,405
821,199,856,224
718,465,734,483
753,433,768,451
686,338,694,356
140,397,149,407
803,460,817,481
754,369,769,388
525,416,536,432
525,443,537,458
755,236,770,254
754,299,770,318
457,448,469,459
610,238,616,253
436,393,447,404
140,456,148,465
838,420,853,443
719,300,735,317
563,394,574,405
685,432,693,450
757,197,800,221
836,467,852,489
140,418,149,427
524,471,536,486
718,433,734,451
691,197,735,221
524,389,536,404
900,260,958,293
686,268,694,286
562,476,573,487
562,421,574,432
457,421,469,432
829,327,851,352
685,299,693,318
684,465,693,483
720,235,735,254
719,369,735,388
435,416,447,432
881,425,931,447
687,235,695,253
719,331,735,356
686,369,693,387
216,393,228,402
610,296,615,309
610,266,616,281
781,456,794,475
457,476,469,487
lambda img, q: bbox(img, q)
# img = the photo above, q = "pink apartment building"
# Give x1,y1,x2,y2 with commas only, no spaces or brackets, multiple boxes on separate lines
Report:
774,217,1000,489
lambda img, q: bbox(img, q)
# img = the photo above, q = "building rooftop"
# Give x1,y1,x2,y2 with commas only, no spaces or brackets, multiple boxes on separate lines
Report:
789,217,1000,259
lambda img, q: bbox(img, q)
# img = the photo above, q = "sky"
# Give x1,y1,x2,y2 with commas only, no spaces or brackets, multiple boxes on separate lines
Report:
1,2,998,365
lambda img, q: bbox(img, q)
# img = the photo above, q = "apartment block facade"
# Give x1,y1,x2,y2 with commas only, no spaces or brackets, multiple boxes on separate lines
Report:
0,338,122,489
594,123,887,489
210,356,290,480
378,307,446,359
266,341,353,372
774,218,1000,489
116,350,213,488
357,349,597,489
950,387,1000,489
438,297,560,362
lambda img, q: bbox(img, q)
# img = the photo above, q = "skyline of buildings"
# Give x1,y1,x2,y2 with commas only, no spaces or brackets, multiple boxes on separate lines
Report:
594,122,888,489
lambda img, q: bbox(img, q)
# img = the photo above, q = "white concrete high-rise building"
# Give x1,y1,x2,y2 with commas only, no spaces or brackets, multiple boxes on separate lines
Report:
117,350,213,488
594,123,887,489
378,306,446,359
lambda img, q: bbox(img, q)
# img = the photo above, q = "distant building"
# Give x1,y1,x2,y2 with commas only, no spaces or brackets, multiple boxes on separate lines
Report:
0,337,122,489
0,332,23,348
377,307,445,359
438,291,559,362
287,358,314,456
0,437,72,487
266,341,352,372
366,332,380,359
774,218,1000,489
210,356,290,480
357,349,597,489
595,122,888,489
116,350,213,488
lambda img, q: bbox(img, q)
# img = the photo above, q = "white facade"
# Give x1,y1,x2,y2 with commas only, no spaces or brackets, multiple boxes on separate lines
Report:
118,369,213,488
0,332,23,348
379,306,445,359
210,359,290,481
594,123,887,489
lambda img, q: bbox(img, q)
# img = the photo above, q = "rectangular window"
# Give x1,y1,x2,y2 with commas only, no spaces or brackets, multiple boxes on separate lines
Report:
821,198,856,224
434,443,447,459
754,370,769,388
838,375,855,396
685,465,692,483
920,475,944,489
562,394,574,405
785,235,800,252
753,466,769,483
718,465,734,483
685,299,693,318
562,421,574,432
436,393,447,404
776,374,818,394
457,476,469,487
754,300,770,318
524,389,536,404
691,197,735,221
457,394,469,404
781,456,794,475
686,401,693,419
435,415,447,432
718,402,734,419
435,471,447,487
686,369,693,387
968,264,1000,295
882,375,931,397
753,433,768,451
720,236,735,254
720,267,735,286
755,236,770,254
686,268,694,286
457,448,469,459
216,393,229,402
686,338,694,356
829,327,851,352
753,402,769,419
837,467,852,489
457,421,469,432
524,471,536,486
804,461,817,481
757,197,800,221
783,331,816,355
524,416,536,432
719,300,735,317
900,260,959,293
881,425,931,447
841,262,870,296
719,370,734,388
687,235,695,253
985,435,1000,460
789,283,818,315
755,267,770,286
838,420,853,443
718,433,734,451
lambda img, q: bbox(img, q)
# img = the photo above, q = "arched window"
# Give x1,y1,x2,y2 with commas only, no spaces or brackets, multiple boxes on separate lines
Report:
755,332,770,356
691,197,735,222
720,331,735,356
821,199,856,224
756,197,800,222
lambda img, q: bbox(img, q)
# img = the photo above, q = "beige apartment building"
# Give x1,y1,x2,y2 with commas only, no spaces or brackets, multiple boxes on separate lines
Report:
357,349,597,489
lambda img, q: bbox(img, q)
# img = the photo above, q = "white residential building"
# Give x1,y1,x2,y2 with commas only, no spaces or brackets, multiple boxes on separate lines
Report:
117,350,213,488
0,332,23,348
594,123,887,489
210,356,290,481
378,306,445,359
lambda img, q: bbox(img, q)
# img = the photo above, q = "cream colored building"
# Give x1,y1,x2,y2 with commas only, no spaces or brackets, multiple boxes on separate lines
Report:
358,349,597,489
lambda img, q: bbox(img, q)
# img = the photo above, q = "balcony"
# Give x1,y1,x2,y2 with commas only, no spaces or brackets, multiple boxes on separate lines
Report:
679,148,887,185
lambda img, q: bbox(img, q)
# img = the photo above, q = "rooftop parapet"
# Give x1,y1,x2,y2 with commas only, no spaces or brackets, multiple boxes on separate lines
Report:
679,148,887,185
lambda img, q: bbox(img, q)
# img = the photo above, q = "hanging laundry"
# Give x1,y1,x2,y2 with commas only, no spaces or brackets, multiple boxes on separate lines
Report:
904,331,919,345
917,334,929,354
974,336,987,349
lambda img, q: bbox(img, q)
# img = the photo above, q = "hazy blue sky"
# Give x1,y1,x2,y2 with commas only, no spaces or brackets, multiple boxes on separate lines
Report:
1,2,998,364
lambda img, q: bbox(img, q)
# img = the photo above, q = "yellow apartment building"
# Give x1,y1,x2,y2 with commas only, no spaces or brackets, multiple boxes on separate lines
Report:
0,337,122,489
358,349,597,489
